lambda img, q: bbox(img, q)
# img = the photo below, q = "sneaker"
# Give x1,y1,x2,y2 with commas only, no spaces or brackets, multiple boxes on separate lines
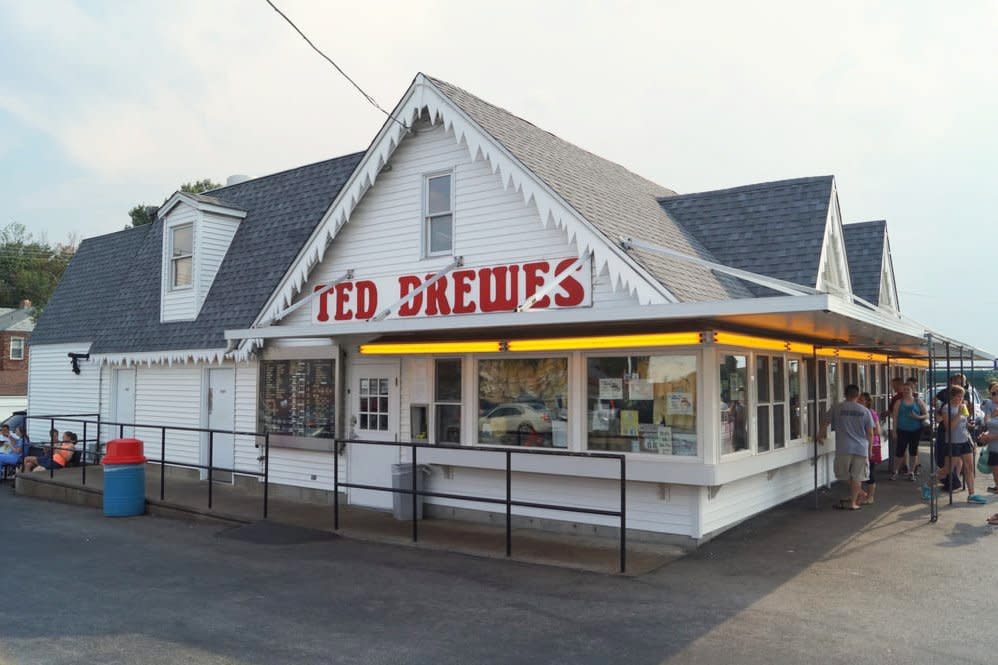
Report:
968,494,988,504
908,472,916,482
890,472,898,481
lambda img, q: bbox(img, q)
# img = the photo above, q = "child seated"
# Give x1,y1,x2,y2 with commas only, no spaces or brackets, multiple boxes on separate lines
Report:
23,432,77,472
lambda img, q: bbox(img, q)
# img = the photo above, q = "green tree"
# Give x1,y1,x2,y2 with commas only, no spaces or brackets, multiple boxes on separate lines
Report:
0,222,76,318
127,178,223,228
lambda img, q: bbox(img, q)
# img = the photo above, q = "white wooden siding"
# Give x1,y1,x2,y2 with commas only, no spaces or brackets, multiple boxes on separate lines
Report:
161,206,198,322
233,361,262,476
131,366,202,465
27,343,100,442
197,212,240,313
699,458,832,536
282,122,639,329
423,469,696,536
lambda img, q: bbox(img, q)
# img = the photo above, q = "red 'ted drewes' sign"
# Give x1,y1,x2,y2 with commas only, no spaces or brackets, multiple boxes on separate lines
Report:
311,258,593,323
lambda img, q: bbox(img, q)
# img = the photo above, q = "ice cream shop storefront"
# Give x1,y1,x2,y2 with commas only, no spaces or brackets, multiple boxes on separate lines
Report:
235,255,938,548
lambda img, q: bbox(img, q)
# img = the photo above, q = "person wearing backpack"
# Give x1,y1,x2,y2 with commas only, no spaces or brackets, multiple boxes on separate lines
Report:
891,382,929,481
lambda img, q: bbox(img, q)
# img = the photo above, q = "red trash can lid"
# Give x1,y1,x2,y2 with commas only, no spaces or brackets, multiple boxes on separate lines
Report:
102,438,147,465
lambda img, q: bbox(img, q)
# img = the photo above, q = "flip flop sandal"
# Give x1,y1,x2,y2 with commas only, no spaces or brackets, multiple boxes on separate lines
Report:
833,502,861,511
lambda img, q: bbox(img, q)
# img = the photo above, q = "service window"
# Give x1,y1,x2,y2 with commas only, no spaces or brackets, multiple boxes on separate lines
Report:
478,358,567,447
720,354,749,455
434,358,462,444
587,354,697,456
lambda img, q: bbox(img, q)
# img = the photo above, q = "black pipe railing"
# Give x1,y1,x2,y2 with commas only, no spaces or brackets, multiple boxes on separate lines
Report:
335,438,628,573
26,415,271,519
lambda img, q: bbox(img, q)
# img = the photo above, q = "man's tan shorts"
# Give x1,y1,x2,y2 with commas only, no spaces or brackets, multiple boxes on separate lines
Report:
834,454,869,482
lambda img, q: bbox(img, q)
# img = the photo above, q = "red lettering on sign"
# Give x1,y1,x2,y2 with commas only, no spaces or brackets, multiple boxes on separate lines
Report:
451,270,476,314
424,274,451,316
553,258,585,307
334,282,354,321
315,284,332,322
355,280,377,319
523,261,550,309
479,266,519,312
398,275,423,317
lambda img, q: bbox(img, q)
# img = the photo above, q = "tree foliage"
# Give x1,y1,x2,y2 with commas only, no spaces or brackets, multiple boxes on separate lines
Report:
127,178,223,228
0,223,76,318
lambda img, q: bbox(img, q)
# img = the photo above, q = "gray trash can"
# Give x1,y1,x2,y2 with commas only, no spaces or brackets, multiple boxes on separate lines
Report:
392,463,431,520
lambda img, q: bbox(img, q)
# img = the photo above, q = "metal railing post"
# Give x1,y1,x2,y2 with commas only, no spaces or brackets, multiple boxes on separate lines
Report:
945,342,952,506
119,424,124,439
82,421,88,486
812,348,819,509
333,439,339,530
208,431,214,510
49,418,55,479
160,427,166,501
263,433,270,520
619,455,627,574
505,450,512,558
927,333,937,522
411,443,418,543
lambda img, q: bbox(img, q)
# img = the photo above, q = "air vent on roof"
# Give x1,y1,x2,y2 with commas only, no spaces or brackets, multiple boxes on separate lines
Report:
226,174,250,186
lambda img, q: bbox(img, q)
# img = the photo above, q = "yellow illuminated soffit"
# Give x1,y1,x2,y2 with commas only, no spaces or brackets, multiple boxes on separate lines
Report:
893,358,930,368
360,341,502,355
713,332,815,354
507,332,702,352
815,348,889,362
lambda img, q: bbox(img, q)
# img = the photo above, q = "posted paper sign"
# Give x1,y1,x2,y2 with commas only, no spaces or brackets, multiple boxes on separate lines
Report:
627,379,653,400
667,392,694,416
599,378,623,400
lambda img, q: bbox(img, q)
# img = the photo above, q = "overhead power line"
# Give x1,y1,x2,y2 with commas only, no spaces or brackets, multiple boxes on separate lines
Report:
263,0,408,130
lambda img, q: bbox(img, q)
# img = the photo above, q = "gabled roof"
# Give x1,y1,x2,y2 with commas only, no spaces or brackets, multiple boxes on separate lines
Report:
32,153,363,352
843,220,889,307
657,176,834,297
426,77,752,302
31,225,152,345
0,307,35,333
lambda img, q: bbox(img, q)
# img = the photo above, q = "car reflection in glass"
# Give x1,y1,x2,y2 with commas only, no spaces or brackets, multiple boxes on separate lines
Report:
478,402,553,446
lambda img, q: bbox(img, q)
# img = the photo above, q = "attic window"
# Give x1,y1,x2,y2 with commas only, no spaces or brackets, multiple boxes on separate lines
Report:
424,172,453,255
171,225,193,289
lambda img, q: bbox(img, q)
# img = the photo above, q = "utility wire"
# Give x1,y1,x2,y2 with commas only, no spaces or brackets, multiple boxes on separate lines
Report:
263,0,408,130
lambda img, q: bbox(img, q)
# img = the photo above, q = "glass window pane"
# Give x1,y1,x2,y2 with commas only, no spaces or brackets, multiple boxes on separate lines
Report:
479,358,567,448
773,404,786,448
173,257,192,287
788,360,801,440
360,379,369,395
259,359,335,439
172,225,192,255
427,175,451,214
818,361,828,399
772,357,785,402
429,214,453,253
587,355,697,456
435,359,462,402
720,354,749,454
436,404,461,444
756,356,770,403
757,405,770,452
359,414,368,429
379,415,388,430
828,362,838,400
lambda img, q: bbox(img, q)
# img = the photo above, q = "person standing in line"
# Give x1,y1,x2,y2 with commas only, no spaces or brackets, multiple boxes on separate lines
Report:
859,392,880,504
937,386,987,504
885,377,905,473
891,382,929,481
818,384,875,511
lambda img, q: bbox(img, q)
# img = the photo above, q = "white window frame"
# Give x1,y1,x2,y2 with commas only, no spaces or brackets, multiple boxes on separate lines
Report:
9,337,24,360
582,348,703,460
433,357,462,444
423,170,454,257
170,224,194,290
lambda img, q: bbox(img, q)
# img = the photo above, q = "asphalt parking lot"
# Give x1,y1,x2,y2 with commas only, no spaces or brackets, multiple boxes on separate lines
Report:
1,477,995,665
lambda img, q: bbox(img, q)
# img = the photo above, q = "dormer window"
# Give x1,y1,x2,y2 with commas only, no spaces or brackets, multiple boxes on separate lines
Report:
424,172,453,255
171,225,194,289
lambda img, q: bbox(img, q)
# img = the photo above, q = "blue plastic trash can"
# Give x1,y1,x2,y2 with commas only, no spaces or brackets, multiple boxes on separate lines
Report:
102,438,147,517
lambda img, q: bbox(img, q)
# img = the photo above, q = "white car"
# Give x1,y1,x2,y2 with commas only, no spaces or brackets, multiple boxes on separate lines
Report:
478,403,552,444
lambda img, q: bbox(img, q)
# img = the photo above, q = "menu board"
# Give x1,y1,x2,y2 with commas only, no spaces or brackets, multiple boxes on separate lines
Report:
260,360,335,438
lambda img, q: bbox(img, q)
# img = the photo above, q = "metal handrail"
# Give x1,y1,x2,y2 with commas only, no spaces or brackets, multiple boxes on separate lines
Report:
26,414,272,519
335,437,628,573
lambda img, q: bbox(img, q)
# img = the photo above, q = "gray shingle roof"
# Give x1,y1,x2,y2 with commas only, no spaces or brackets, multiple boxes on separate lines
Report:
0,308,34,333
32,153,363,352
843,220,886,306
657,176,833,297
31,225,152,345
426,76,751,302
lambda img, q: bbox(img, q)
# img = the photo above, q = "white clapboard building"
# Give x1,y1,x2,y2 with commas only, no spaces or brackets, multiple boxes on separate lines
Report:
27,74,990,547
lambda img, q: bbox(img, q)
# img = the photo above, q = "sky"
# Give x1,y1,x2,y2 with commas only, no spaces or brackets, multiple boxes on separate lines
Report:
1,0,997,351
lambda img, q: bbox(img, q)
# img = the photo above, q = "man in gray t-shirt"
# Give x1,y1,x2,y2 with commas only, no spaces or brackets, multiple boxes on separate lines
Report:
819,384,875,510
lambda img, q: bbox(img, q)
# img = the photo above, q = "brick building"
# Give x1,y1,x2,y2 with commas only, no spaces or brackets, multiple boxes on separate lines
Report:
0,301,33,411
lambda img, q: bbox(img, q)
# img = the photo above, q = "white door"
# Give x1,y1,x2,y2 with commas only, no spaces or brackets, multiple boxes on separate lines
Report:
205,368,235,483
348,365,400,510
113,369,136,439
